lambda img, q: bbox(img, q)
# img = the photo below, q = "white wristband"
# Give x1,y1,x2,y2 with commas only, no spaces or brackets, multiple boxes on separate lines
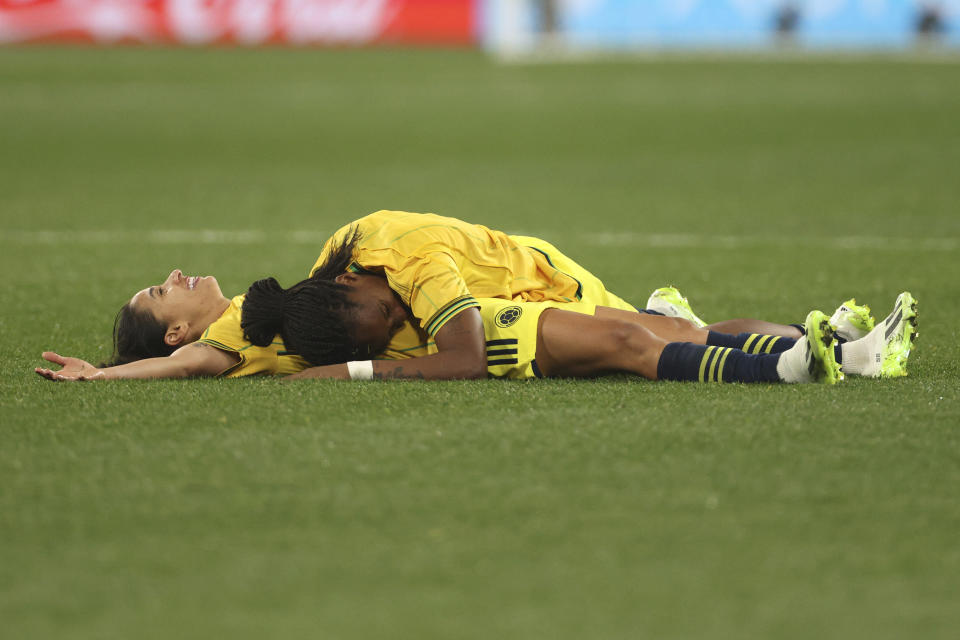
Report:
346,360,374,380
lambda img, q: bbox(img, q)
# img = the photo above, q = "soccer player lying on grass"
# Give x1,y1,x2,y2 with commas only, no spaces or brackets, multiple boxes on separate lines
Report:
34,210,917,383
234,273,916,384
33,209,791,379
33,268,916,384
35,270,916,384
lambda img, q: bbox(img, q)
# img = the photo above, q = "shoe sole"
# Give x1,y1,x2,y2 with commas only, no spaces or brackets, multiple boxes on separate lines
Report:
805,310,843,385
880,292,919,378
832,299,875,342
843,299,875,334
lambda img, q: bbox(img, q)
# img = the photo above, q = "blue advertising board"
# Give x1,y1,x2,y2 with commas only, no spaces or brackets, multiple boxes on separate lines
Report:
484,0,960,51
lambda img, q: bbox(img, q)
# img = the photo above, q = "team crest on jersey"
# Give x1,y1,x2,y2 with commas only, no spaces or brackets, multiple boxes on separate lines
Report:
495,306,522,328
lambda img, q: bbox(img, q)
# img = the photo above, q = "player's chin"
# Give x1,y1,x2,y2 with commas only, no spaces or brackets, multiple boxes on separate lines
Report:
202,275,223,294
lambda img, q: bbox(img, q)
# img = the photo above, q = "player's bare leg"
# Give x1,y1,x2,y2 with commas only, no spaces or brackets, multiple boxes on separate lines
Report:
536,308,839,384
593,306,708,343
645,287,803,339
592,306,802,342
535,309,666,379
705,318,802,339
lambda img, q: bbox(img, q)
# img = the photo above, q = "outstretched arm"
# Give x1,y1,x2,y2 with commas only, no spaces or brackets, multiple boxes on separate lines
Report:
35,343,240,381
285,308,487,381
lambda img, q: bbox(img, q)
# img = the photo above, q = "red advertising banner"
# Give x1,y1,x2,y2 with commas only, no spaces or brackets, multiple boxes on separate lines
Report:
0,0,476,46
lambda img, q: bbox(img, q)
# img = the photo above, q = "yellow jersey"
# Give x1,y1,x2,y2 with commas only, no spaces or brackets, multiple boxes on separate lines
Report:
310,210,607,337
197,295,310,378
200,211,635,377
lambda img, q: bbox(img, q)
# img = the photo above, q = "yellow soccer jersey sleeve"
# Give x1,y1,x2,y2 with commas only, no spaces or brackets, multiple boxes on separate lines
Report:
197,295,310,378
310,210,590,337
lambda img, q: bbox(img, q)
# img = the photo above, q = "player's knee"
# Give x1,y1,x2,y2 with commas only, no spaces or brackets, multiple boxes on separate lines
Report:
664,315,697,332
606,321,658,359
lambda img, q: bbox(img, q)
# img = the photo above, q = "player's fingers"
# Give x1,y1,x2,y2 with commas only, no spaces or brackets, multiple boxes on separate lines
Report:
42,351,66,365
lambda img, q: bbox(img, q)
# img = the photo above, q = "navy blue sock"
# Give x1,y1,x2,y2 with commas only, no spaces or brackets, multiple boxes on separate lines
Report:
707,331,794,354
657,342,781,383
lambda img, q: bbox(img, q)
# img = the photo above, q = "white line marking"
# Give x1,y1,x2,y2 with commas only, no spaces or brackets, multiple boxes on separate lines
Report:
582,232,959,252
2,229,957,252
1,230,277,245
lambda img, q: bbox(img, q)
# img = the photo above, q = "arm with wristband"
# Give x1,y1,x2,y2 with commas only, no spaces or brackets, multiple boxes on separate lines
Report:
286,307,486,381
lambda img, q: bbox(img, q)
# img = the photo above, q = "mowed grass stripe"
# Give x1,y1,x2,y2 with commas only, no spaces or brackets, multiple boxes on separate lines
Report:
4,229,958,251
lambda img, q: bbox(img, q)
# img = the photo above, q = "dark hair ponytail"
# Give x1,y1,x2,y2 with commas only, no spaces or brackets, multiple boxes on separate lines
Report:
100,302,176,368
239,277,287,347
242,228,366,366
242,275,363,365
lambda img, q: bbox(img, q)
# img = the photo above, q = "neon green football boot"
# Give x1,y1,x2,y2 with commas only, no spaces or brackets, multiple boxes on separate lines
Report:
774,310,842,384
836,292,918,378
879,292,919,378
804,310,843,384
646,286,707,328
875,292,919,378
829,298,875,342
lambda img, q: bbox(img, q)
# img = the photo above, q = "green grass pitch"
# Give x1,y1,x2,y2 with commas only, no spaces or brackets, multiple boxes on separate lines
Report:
1,48,959,639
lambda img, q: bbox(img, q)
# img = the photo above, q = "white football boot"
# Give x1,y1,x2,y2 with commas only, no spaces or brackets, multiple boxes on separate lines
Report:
829,298,875,342
839,292,918,378
646,286,707,328
776,310,843,384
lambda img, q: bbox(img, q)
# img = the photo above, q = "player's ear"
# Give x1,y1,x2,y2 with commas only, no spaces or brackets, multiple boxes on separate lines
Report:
334,273,359,286
164,322,190,347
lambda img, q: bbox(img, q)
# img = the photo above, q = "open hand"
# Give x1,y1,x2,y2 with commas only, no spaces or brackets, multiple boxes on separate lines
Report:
35,352,106,382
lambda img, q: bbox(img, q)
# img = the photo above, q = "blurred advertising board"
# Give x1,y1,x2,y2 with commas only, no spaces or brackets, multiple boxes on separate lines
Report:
0,0,476,45
483,0,960,52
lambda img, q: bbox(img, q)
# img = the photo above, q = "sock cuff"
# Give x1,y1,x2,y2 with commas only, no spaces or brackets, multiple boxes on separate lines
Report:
659,342,722,381
708,331,793,355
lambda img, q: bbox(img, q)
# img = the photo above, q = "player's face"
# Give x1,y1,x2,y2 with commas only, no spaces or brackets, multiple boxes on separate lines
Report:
130,269,227,329
336,273,409,354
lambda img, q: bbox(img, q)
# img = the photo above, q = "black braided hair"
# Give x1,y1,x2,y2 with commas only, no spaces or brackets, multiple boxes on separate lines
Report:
242,227,366,365
310,226,362,281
